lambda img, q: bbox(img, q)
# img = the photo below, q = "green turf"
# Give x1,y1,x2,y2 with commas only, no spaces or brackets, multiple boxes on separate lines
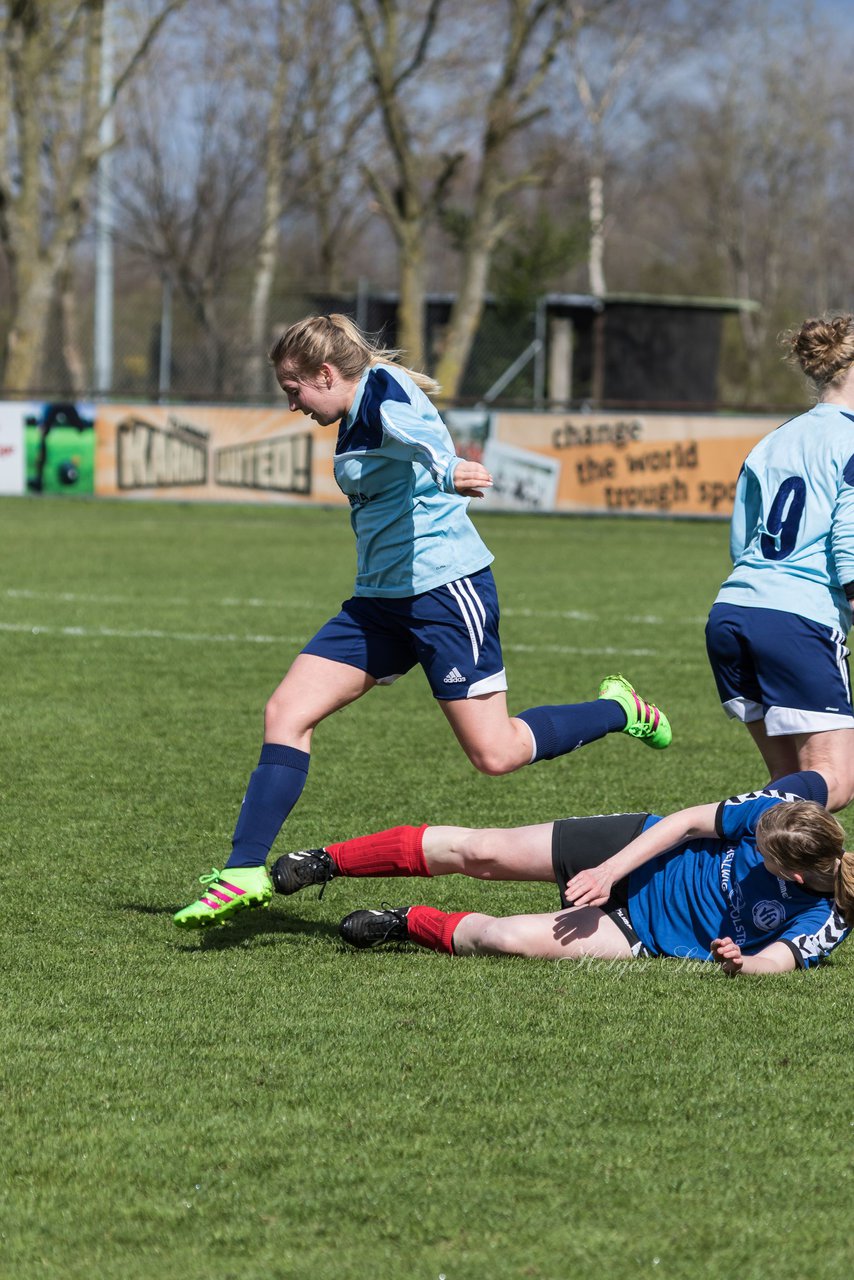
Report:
2,496,851,1280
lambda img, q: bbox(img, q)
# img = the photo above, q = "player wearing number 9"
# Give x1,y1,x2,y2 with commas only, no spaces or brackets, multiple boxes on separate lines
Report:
706,314,854,811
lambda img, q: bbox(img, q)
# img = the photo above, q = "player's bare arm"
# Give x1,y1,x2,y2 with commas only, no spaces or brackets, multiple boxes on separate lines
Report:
711,937,796,975
566,802,720,907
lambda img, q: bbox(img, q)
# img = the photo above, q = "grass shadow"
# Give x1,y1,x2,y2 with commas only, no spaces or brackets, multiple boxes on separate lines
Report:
117,899,344,950
176,908,344,951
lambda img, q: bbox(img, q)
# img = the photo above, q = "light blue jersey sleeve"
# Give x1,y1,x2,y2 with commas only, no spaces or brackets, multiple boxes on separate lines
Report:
378,394,461,494
830,450,854,588
729,465,758,562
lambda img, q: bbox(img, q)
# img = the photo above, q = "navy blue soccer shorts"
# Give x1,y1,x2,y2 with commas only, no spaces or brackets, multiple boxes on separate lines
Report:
301,566,507,701
705,602,854,735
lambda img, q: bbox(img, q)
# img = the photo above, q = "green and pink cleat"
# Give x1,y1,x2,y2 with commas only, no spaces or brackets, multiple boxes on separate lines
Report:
598,674,672,749
173,865,273,929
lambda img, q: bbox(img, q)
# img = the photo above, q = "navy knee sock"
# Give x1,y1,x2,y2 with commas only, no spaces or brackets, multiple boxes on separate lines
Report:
517,700,626,763
225,743,310,868
765,770,829,805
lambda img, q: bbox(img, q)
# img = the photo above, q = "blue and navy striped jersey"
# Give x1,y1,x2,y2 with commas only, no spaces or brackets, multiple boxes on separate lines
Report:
333,363,493,597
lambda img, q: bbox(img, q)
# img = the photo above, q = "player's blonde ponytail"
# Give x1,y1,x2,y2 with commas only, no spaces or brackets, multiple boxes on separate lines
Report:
269,314,441,396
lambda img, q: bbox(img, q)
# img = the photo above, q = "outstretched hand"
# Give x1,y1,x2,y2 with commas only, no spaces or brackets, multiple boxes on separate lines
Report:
453,461,493,498
711,936,744,975
565,863,616,909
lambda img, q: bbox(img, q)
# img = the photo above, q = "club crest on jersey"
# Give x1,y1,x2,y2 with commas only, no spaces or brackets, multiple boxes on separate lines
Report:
443,667,466,684
753,899,786,931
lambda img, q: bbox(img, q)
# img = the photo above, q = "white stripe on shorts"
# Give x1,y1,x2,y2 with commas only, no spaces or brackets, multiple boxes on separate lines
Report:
446,576,485,663
832,627,851,701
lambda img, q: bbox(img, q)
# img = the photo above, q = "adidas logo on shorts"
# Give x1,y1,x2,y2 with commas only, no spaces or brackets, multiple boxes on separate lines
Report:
443,667,466,684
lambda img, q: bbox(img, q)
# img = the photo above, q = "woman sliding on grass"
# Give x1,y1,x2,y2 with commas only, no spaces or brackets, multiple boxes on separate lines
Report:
174,312,670,930
271,770,853,974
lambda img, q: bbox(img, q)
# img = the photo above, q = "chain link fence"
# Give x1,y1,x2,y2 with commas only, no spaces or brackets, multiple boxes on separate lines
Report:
7,279,780,412
9,282,543,408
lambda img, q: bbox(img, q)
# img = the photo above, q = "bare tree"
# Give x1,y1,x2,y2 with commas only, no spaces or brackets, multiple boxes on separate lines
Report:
564,0,640,294
558,0,735,297
295,3,377,292
249,0,374,398
110,0,303,399
0,0,185,391
246,0,296,398
349,0,463,367
432,0,565,400
642,0,848,402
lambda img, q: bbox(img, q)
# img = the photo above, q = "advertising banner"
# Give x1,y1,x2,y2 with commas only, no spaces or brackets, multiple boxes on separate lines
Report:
480,410,776,518
0,397,780,518
0,400,96,495
93,403,345,506
0,403,25,495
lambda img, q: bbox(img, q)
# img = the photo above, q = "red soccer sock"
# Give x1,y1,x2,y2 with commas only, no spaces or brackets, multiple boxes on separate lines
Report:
325,824,431,878
406,905,472,954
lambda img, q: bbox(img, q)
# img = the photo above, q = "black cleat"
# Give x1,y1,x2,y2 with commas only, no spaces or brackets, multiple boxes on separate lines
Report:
339,907,411,949
270,848,338,896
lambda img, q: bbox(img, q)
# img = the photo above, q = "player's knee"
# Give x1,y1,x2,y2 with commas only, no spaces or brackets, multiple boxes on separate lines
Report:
264,691,286,738
264,688,306,740
823,770,854,812
465,744,519,776
475,917,525,955
454,831,504,879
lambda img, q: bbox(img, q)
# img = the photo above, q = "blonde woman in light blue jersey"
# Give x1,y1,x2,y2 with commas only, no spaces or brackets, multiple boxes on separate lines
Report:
707,314,854,811
174,314,671,929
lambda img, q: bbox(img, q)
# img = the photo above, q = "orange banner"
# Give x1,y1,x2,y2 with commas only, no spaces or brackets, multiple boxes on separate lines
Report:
92,402,779,518
94,404,346,505
481,411,777,517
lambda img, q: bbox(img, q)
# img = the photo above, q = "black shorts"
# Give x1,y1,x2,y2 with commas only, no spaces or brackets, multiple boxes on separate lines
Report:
551,812,653,957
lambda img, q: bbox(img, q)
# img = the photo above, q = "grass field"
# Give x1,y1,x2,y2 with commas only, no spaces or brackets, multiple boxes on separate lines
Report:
2,495,852,1280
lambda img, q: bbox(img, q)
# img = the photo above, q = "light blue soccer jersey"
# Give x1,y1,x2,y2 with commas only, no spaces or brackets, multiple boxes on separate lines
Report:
715,404,854,632
333,364,493,597
627,789,848,967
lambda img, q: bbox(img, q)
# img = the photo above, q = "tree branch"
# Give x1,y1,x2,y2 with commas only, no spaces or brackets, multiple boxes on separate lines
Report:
392,0,444,93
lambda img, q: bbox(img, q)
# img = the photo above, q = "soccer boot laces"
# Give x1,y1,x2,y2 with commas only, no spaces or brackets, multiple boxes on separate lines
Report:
173,865,273,929
598,673,672,750
339,905,411,949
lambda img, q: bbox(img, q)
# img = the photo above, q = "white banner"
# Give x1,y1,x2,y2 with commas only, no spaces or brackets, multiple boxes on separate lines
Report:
0,404,26,495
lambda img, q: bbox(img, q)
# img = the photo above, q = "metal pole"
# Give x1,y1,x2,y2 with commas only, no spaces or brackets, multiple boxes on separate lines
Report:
533,296,546,407
158,275,173,398
94,0,114,394
478,339,542,406
356,276,369,330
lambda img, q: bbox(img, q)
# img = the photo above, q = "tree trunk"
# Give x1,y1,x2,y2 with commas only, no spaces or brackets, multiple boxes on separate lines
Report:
587,170,606,296
397,230,426,369
59,263,87,396
433,233,492,400
3,256,66,392
0,0,185,393
246,2,288,399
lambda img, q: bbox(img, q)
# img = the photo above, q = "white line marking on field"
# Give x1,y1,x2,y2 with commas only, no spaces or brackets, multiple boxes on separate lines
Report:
4,587,313,610
3,588,703,626
0,620,658,658
0,621,294,644
502,606,597,622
